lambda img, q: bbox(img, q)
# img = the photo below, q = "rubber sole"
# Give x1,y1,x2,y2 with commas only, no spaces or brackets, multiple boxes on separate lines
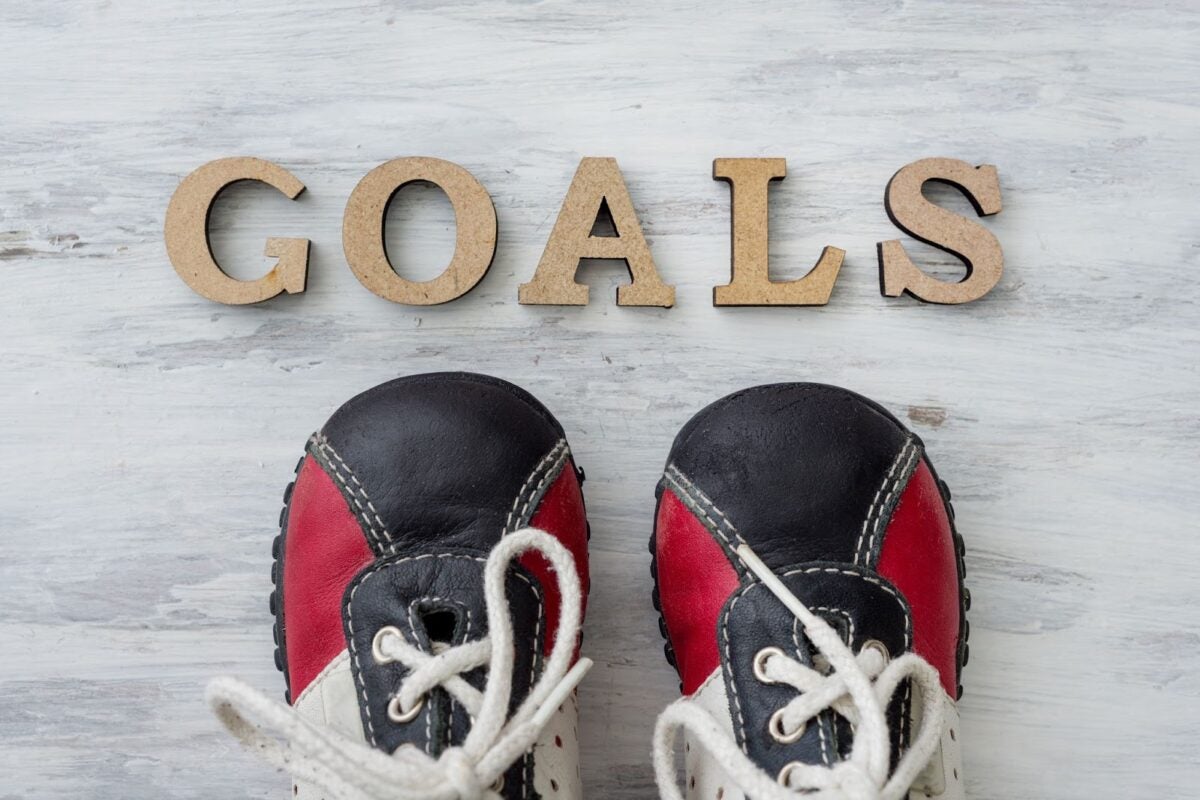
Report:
269,448,307,704
649,447,971,699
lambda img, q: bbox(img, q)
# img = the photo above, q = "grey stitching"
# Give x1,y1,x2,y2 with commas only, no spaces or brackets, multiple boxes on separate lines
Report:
505,439,569,535
662,464,744,552
313,433,393,549
855,438,920,567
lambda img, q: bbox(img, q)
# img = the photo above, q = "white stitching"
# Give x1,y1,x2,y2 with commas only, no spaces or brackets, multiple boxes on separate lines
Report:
813,606,856,644
788,615,833,766
719,592,751,755
723,567,913,764
520,570,543,797
345,554,487,748
809,606,853,765
778,567,913,650
816,710,832,766
313,433,394,549
344,553,545,763
662,464,744,551
505,439,568,535
405,596,470,754
855,438,920,567
451,600,474,754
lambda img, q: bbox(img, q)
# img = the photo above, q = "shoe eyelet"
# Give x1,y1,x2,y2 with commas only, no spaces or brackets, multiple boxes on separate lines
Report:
768,708,806,743
491,775,504,792
777,761,802,786
387,694,425,724
372,626,403,665
752,647,785,683
861,639,890,665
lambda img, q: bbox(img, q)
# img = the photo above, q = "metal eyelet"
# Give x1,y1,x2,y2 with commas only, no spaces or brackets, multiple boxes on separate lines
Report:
372,626,403,665
752,647,784,683
387,694,425,724
491,775,505,792
777,761,802,786
861,639,890,665
768,708,806,743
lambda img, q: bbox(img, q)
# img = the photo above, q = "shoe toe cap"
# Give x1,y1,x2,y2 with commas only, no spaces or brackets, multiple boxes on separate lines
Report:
317,372,569,552
665,382,918,567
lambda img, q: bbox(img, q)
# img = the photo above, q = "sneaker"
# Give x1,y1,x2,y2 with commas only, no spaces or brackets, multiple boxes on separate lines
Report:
208,372,592,800
650,384,968,800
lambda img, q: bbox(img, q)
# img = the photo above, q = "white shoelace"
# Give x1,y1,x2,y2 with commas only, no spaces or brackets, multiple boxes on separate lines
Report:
652,544,946,800
207,527,592,800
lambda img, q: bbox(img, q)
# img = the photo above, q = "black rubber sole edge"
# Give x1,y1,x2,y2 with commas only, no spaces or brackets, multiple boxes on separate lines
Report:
270,448,308,704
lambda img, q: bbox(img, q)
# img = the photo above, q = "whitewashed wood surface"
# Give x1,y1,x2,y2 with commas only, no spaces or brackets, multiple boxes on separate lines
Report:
1,1,1198,798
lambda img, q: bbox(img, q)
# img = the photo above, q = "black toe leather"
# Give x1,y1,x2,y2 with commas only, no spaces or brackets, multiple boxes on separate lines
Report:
664,383,918,571
317,372,567,556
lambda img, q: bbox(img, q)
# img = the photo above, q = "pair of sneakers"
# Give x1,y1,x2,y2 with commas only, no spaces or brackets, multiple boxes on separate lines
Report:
209,372,969,800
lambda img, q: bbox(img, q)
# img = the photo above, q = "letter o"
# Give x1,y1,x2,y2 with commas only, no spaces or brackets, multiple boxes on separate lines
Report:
342,157,497,305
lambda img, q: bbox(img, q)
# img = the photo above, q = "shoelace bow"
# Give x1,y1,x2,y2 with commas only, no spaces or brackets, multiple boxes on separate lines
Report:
207,528,592,800
652,544,946,800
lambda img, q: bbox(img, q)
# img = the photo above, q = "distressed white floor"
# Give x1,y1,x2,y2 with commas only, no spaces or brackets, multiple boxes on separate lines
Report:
1,2,1198,798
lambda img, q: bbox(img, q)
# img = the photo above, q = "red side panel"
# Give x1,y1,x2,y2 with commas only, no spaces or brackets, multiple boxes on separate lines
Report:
284,455,376,700
656,489,742,695
522,461,590,656
875,459,959,698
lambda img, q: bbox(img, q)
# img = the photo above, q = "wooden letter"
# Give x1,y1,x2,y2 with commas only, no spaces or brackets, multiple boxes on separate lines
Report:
519,157,674,307
164,157,309,305
878,157,1003,304
712,158,845,306
343,157,496,305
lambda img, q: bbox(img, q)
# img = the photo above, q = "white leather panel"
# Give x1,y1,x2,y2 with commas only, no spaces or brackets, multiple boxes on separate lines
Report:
685,668,746,800
531,689,583,800
292,650,366,799
289,650,582,800
908,686,965,800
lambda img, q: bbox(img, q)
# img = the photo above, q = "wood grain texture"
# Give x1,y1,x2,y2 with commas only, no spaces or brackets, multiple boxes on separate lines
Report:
1,2,1197,798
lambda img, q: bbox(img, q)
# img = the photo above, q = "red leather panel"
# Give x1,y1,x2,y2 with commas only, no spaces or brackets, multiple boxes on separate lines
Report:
283,455,376,700
656,489,741,695
875,459,959,698
523,461,590,655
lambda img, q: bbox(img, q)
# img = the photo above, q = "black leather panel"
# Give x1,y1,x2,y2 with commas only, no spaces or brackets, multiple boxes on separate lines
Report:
343,550,543,798
666,383,917,571
318,372,567,556
720,565,911,777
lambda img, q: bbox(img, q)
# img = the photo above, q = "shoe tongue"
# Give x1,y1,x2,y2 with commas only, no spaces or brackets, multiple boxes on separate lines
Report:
341,550,544,763
719,564,911,775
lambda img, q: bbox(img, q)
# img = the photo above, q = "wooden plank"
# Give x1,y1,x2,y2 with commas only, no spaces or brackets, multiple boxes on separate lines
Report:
0,1,1197,798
